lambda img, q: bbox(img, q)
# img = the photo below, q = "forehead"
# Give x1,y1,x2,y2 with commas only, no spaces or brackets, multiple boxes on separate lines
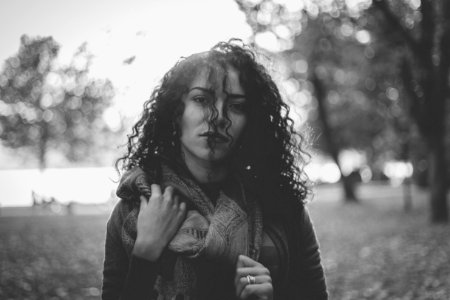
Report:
189,66,244,94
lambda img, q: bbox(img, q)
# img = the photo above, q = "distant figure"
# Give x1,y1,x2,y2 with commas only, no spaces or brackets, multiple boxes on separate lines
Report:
66,201,74,215
32,190,38,206
102,40,328,299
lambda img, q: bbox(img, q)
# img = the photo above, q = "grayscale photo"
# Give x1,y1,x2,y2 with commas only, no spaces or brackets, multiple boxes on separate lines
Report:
0,0,449,299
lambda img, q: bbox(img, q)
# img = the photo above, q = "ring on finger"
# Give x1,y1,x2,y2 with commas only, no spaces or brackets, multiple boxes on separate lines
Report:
246,275,256,285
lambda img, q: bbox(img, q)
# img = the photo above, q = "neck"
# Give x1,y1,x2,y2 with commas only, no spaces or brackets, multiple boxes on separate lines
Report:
182,151,229,184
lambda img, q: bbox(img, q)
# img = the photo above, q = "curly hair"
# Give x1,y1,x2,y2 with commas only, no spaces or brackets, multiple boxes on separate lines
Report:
116,39,310,216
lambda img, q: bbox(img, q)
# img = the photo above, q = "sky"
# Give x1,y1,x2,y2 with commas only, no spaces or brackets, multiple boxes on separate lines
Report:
0,0,254,206
0,0,253,119
0,0,388,206
0,0,348,207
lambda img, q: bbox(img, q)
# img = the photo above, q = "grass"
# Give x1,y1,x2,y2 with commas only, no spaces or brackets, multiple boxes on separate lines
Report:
1,183,449,299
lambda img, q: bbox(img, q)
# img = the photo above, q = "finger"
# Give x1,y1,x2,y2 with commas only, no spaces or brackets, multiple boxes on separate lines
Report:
177,199,185,211
238,274,272,286
240,282,273,299
236,254,263,268
150,184,162,198
175,202,186,224
236,267,270,278
139,196,148,212
236,254,246,268
179,201,186,212
235,278,245,298
172,195,179,208
235,273,246,298
236,275,272,299
163,186,174,204
236,273,270,290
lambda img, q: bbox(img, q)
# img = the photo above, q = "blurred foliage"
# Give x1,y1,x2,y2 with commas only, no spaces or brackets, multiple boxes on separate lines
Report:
0,184,449,299
237,0,419,175
0,35,124,169
237,0,450,220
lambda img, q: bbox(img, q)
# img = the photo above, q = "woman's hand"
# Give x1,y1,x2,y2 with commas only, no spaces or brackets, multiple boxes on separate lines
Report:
234,255,273,300
132,184,186,261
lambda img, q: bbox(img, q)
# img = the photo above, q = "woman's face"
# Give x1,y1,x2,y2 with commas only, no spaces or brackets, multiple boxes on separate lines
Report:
179,66,248,165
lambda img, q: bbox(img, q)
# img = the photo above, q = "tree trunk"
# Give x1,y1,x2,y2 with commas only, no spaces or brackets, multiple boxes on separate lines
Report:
38,122,48,171
425,1,449,223
311,72,358,202
428,134,449,223
342,175,358,202
374,0,450,224
400,139,412,211
403,177,412,212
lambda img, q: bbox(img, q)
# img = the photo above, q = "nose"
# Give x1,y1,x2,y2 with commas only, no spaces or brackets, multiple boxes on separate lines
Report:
214,99,228,129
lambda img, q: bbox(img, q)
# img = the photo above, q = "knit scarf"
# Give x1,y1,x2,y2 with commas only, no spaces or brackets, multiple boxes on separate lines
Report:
117,163,263,299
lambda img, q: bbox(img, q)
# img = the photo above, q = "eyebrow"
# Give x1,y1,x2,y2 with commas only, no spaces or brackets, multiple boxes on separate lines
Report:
226,93,246,100
189,87,246,99
189,87,214,95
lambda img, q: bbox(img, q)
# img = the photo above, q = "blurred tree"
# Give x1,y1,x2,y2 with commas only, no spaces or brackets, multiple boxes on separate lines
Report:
290,15,392,202
0,35,120,170
236,0,396,202
237,0,449,222
368,0,450,223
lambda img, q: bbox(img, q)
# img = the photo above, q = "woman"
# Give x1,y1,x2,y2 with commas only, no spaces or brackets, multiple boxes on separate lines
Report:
102,40,327,300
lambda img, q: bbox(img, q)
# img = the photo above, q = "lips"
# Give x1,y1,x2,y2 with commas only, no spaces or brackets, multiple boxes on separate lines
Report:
200,132,230,143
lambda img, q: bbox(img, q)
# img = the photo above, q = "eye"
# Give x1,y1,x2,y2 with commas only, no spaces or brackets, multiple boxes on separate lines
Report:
228,101,248,114
192,95,209,105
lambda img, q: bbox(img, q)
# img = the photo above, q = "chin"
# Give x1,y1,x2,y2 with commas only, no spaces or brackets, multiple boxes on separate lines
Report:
200,150,230,163
184,144,233,164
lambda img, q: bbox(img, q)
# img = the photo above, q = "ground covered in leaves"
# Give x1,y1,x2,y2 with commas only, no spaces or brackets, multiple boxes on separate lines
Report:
310,184,450,300
1,183,449,299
